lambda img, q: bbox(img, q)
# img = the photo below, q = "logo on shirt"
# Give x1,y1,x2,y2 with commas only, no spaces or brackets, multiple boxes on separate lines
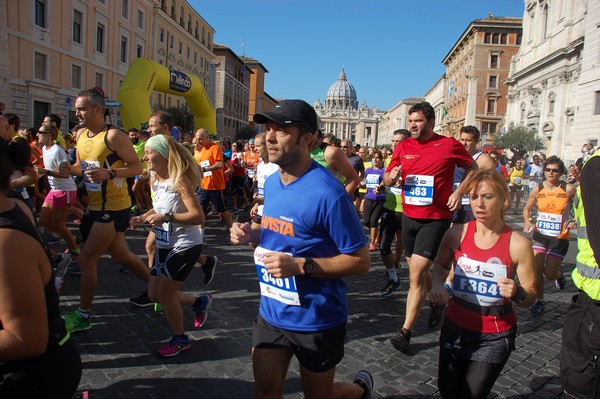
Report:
261,215,295,237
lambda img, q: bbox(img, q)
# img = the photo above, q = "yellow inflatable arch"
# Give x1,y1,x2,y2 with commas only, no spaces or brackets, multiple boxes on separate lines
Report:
117,57,216,134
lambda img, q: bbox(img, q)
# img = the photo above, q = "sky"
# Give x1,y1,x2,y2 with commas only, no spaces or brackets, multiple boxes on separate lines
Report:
190,0,525,111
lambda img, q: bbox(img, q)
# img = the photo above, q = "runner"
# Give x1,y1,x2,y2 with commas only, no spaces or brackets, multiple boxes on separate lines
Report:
130,134,212,357
508,158,525,210
429,169,537,399
523,155,576,313
362,149,386,251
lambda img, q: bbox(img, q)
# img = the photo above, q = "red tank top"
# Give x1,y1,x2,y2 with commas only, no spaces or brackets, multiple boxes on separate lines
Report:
447,221,517,333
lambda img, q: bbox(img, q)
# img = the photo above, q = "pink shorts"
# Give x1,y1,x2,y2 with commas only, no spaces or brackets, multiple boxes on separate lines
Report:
44,190,77,208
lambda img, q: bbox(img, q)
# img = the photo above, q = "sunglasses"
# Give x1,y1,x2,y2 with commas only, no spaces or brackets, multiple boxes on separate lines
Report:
545,168,560,173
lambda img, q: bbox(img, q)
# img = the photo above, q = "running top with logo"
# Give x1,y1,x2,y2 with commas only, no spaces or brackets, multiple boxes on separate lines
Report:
254,161,279,216
151,178,203,249
42,144,77,192
386,134,473,219
77,125,129,211
453,151,483,211
509,167,524,187
383,155,403,213
446,221,517,334
364,167,385,201
194,142,225,191
525,163,544,188
256,161,367,332
535,181,570,240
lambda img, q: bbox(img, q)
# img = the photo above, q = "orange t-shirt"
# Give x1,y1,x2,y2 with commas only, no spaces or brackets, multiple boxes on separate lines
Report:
194,142,225,191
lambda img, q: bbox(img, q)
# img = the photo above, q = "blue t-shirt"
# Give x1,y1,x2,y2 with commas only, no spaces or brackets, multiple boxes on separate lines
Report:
257,161,367,332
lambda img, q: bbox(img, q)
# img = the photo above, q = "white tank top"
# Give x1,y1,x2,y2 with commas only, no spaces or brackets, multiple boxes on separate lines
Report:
152,178,203,249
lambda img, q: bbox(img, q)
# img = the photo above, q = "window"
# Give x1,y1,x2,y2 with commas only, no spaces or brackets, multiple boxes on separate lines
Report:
548,92,556,115
96,23,105,53
95,72,104,88
542,5,549,39
484,32,491,43
490,54,499,68
486,98,497,115
137,9,144,29
73,10,83,44
34,52,47,80
194,51,197,63
595,91,600,115
179,41,182,55
516,33,522,45
71,65,82,89
187,46,190,59
488,75,498,89
137,44,143,58
500,33,507,44
122,0,129,19
481,122,497,134
492,33,500,44
160,28,165,43
120,36,128,63
169,34,174,49
35,0,46,28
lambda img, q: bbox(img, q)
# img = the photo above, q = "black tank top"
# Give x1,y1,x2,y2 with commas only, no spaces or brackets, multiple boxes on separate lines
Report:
0,205,67,354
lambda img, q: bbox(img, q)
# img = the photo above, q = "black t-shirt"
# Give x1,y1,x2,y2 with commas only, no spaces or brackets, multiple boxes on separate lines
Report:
347,153,365,173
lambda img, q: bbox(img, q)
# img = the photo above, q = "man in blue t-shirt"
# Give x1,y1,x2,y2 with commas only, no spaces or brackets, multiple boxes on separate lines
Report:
231,100,374,399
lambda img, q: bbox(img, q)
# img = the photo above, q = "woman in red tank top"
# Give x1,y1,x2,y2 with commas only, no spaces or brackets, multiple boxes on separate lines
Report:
429,169,538,399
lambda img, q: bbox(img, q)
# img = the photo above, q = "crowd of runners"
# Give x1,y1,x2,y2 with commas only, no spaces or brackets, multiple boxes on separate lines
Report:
0,92,598,399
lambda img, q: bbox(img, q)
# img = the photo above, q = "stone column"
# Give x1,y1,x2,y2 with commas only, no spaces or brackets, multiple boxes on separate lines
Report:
465,75,478,126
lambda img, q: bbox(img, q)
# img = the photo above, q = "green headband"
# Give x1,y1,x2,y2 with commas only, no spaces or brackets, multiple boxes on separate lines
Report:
145,134,169,159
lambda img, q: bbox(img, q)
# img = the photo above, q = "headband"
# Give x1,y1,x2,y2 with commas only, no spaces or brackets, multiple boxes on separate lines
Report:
145,134,169,159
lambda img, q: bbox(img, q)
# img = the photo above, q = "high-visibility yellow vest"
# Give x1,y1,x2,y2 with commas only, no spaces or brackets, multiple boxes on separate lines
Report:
572,150,600,300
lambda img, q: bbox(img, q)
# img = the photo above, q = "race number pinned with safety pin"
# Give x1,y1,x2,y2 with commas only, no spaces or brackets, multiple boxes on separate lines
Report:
453,256,507,306
537,212,563,237
254,246,300,306
155,222,171,245
199,160,212,176
404,175,434,205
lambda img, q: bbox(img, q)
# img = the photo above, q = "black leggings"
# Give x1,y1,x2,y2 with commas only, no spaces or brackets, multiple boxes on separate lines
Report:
438,351,508,399
379,208,402,257
362,198,385,228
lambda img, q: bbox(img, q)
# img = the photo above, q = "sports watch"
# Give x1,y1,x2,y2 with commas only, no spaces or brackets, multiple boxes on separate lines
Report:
302,258,315,277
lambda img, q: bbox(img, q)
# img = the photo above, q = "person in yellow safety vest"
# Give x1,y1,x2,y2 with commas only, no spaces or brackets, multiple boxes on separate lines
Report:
559,148,600,399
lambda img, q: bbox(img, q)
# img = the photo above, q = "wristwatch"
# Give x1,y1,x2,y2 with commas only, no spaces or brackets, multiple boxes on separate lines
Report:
108,169,117,180
164,212,172,223
511,285,527,305
302,258,315,277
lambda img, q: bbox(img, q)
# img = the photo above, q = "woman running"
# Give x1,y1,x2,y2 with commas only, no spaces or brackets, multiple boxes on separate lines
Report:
523,155,576,313
362,149,386,251
429,169,537,399
0,139,82,398
130,135,211,357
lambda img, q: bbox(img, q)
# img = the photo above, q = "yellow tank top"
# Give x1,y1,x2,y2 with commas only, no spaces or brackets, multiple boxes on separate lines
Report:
509,168,524,186
77,125,130,211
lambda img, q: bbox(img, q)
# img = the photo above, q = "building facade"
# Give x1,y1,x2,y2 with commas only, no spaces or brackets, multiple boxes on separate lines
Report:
213,44,251,138
442,15,522,146
313,68,384,147
505,0,599,163
377,97,424,146
240,56,277,131
424,75,446,134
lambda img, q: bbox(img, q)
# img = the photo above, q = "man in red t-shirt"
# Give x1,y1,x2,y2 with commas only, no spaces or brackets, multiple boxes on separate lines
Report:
383,102,477,352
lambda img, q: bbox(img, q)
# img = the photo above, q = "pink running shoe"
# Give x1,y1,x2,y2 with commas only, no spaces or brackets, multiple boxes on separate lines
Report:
193,294,213,328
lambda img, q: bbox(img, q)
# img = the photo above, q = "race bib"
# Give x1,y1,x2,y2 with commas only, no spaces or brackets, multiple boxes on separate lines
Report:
404,175,434,206
254,246,300,306
365,173,381,189
513,177,522,185
529,180,537,189
453,182,470,206
81,160,101,192
453,256,507,306
155,222,171,245
537,212,563,237
247,168,255,179
200,160,212,177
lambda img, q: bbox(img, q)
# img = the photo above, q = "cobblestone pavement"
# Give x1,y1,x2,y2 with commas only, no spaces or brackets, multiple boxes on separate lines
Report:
59,207,574,398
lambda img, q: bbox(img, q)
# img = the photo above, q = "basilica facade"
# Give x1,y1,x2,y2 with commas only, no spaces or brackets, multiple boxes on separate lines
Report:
313,68,385,147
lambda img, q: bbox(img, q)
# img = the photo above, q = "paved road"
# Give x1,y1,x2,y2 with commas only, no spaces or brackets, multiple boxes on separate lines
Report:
59,208,575,398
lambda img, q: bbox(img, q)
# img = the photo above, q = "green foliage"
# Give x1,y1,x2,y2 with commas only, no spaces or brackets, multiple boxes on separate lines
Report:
494,126,544,157
163,106,195,134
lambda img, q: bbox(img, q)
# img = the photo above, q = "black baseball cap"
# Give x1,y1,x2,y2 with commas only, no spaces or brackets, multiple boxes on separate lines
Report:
253,100,318,132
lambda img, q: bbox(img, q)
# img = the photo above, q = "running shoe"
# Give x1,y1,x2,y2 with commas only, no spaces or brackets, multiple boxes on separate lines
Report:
428,303,445,328
54,253,72,279
154,302,163,313
64,310,91,332
201,256,219,285
353,370,374,399
158,335,192,357
129,290,154,308
379,279,400,297
555,270,567,290
390,328,411,352
531,299,545,314
193,294,213,328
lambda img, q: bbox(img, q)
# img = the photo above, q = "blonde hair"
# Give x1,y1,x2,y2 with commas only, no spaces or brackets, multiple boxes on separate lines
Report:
151,137,201,193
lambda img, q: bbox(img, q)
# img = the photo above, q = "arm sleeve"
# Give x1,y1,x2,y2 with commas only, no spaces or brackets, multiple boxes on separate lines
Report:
581,156,600,266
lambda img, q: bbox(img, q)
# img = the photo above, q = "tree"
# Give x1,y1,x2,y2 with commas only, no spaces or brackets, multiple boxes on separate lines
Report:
164,105,195,134
493,125,544,159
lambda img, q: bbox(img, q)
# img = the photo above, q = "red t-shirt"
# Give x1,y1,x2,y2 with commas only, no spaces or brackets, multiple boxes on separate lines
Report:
386,134,473,219
446,221,517,333
231,152,246,177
